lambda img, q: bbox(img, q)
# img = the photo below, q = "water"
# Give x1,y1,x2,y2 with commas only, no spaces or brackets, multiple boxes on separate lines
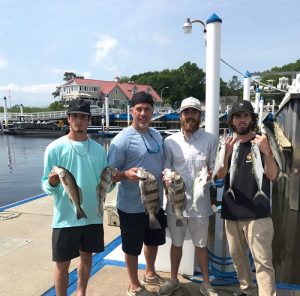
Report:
1,134,300,285
0,134,110,207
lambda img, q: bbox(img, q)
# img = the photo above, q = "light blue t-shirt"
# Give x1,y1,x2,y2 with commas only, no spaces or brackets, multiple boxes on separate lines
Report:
107,126,165,213
41,135,107,228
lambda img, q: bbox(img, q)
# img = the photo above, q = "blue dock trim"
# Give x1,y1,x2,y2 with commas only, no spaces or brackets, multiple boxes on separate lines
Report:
0,193,48,212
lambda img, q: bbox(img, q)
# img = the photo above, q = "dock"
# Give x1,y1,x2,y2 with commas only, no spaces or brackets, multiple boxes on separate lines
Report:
1,190,300,296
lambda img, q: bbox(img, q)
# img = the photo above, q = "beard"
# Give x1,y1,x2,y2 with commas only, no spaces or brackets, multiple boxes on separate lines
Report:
181,117,200,133
232,122,252,135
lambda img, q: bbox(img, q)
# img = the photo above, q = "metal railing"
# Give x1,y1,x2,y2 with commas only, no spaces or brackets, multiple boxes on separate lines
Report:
0,108,124,122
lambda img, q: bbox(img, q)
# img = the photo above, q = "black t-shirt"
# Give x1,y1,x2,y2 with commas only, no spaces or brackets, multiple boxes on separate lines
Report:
221,139,271,221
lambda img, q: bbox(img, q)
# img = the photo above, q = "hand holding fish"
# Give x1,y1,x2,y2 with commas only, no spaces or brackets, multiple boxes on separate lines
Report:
252,134,272,157
252,134,278,182
114,167,140,182
48,171,61,187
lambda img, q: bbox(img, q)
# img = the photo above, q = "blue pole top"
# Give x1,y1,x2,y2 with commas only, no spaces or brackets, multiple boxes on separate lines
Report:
255,88,261,93
206,13,222,24
244,71,252,78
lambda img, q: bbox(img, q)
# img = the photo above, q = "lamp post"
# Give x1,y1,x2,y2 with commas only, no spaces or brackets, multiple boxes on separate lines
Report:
160,86,169,101
3,96,8,128
182,13,222,137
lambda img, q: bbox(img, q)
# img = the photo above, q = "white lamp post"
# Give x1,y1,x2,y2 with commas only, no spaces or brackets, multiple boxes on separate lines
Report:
160,86,169,101
105,94,109,130
182,13,222,137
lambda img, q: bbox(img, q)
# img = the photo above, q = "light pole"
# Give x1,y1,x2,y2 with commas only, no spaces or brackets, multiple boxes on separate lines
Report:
160,86,169,101
182,13,222,137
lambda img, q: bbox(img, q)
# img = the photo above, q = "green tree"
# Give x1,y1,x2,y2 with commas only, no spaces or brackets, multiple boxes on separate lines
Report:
63,72,84,81
49,101,65,111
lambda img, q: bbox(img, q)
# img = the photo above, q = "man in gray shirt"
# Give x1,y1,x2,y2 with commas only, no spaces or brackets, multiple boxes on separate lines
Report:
158,97,218,296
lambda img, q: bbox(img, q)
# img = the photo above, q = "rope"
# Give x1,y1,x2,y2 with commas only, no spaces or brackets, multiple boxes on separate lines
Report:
220,58,288,94
0,211,22,220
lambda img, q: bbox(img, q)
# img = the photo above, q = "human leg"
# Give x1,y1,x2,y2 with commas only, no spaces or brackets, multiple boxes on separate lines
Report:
245,218,276,296
126,253,141,290
189,217,218,295
118,210,145,291
54,260,71,296
76,251,93,296
158,214,184,295
76,224,104,295
225,220,255,292
144,244,158,278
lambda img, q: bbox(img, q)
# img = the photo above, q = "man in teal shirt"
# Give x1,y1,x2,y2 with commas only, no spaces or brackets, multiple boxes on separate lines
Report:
41,98,107,296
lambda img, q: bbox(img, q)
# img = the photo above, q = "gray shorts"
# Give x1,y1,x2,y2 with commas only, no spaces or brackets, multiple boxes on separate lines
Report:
167,214,209,248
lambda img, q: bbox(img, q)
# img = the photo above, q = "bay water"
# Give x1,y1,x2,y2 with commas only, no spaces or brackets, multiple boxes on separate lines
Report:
0,134,109,207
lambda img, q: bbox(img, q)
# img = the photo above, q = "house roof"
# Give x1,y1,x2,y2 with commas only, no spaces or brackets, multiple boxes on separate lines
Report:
61,78,162,103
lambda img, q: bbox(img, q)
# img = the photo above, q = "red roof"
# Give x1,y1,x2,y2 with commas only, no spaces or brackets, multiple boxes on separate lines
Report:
62,78,162,103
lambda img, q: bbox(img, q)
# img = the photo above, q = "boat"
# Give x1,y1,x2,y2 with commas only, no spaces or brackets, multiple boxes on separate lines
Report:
8,121,68,137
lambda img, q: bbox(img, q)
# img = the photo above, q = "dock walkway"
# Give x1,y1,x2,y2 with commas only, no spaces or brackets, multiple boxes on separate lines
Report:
0,191,299,296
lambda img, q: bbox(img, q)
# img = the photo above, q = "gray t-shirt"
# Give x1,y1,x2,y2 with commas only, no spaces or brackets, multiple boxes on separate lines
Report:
107,125,165,213
164,128,218,218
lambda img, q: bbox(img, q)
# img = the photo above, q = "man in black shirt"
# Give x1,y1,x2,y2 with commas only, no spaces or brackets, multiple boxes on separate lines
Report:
217,100,278,296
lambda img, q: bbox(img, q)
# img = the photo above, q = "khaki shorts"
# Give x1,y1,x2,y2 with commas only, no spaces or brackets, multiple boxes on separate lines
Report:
167,214,209,248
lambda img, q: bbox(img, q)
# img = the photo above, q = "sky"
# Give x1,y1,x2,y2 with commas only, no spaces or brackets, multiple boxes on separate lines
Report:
0,0,299,107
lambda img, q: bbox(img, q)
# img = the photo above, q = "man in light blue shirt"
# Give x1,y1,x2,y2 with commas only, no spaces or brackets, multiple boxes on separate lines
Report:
108,91,166,296
41,98,107,296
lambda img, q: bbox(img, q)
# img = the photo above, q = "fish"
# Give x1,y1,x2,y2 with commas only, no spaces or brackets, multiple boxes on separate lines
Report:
136,167,161,229
163,168,186,227
96,165,116,216
251,142,269,200
261,123,288,181
191,166,208,211
52,165,87,220
211,136,226,183
224,141,240,200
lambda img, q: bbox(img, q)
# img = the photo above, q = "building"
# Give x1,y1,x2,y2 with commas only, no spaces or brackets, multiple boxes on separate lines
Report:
58,76,162,111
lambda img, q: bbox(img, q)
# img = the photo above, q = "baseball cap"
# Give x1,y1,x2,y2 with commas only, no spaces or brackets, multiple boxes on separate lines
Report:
230,100,254,116
130,91,154,108
179,97,201,112
67,98,91,115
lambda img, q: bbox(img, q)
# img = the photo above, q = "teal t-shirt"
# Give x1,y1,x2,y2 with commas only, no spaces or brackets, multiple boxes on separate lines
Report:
41,135,107,228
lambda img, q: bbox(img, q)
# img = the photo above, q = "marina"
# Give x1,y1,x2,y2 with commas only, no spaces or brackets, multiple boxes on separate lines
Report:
1,119,300,295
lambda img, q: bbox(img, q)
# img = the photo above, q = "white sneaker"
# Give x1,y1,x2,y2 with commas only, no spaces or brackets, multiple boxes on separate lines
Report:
199,282,218,296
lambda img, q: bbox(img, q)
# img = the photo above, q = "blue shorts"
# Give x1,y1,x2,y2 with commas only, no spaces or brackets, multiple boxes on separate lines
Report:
118,208,166,256
52,224,104,262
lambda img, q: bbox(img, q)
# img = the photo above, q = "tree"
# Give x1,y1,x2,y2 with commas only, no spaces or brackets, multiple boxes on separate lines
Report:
52,87,60,98
49,101,65,111
63,72,84,81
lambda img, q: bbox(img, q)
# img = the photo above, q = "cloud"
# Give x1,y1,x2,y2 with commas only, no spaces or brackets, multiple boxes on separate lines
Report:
43,68,92,79
0,83,57,94
0,56,8,68
81,72,92,78
93,34,119,65
151,34,172,46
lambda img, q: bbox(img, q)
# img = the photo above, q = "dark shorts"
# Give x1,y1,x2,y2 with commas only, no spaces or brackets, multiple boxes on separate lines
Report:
52,224,104,262
118,208,166,256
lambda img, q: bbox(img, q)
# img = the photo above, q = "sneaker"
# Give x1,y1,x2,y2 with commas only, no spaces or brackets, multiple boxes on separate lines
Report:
127,286,154,296
158,279,181,296
141,274,166,286
199,282,218,296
